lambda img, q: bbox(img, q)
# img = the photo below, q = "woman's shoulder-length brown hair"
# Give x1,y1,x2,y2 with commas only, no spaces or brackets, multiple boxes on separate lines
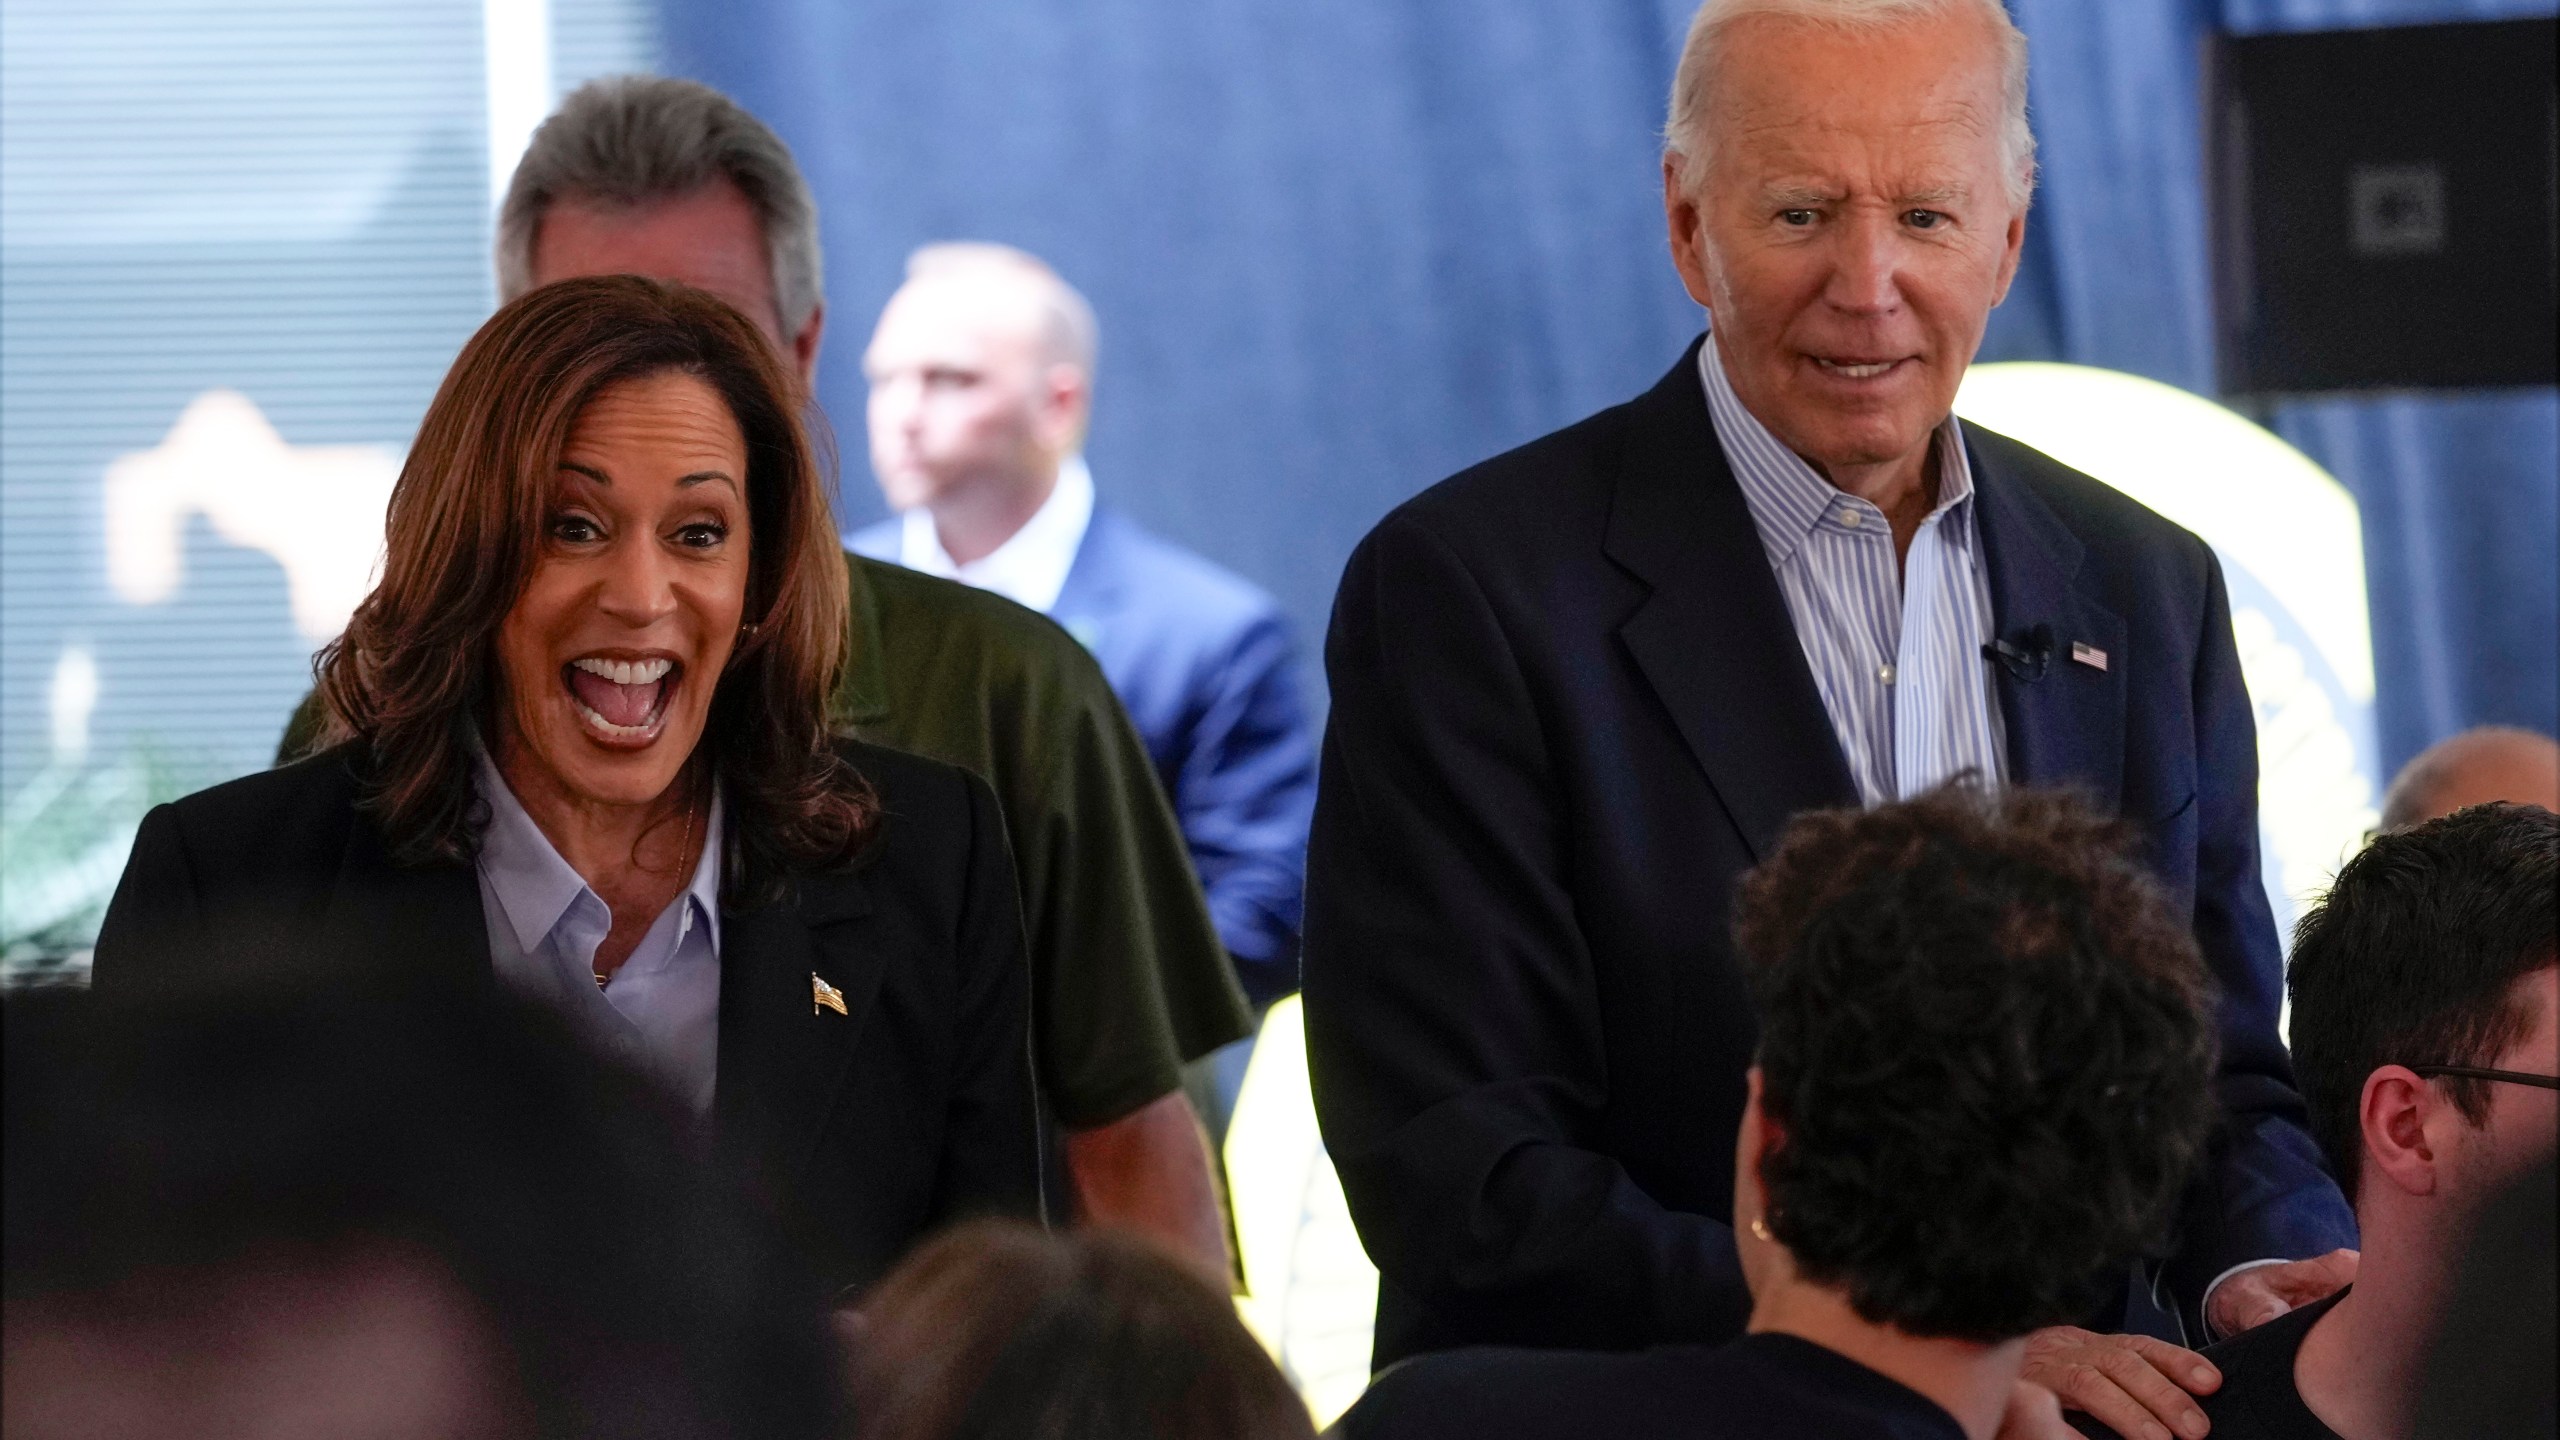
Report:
315,273,868,904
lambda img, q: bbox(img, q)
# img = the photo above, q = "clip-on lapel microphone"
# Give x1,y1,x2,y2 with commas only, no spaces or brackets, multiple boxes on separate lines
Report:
1983,623,2054,683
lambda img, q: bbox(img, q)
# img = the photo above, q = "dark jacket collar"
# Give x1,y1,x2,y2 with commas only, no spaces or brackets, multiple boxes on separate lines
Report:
1966,430,2128,801
1603,336,1859,860
1051,503,1129,619
314,754,884,1188
1601,339,2132,844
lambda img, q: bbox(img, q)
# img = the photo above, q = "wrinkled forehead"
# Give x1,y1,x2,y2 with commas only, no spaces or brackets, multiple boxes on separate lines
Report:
1709,12,2010,181
530,184,783,341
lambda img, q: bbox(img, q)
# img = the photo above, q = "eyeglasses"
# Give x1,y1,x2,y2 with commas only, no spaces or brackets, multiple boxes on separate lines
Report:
2407,1064,2560,1091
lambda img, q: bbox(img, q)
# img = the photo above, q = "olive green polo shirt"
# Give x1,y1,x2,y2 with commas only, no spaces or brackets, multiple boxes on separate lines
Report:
276,551,1250,1130
827,553,1250,1126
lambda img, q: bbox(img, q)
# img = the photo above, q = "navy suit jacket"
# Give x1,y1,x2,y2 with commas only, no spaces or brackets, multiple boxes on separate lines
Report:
854,504,1318,1005
1302,340,2356,1368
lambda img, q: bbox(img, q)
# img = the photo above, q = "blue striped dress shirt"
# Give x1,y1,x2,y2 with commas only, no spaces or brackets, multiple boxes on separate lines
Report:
1697,335,2009,807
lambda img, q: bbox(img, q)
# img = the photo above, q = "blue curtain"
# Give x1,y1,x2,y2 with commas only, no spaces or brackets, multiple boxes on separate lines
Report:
659,0,2557,769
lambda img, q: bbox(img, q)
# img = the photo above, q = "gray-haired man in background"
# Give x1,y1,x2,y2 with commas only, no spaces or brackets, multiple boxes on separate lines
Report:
287,76,1249,1278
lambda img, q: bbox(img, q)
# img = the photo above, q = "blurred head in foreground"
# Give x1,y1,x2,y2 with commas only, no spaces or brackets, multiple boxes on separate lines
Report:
1729,786,2218,1340
3,977,837,1440
2379,726,2560,831
2261,802,2558,1437
847,1218,1311,1440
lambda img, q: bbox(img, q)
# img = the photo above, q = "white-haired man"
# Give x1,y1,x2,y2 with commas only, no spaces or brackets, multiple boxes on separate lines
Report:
1302,2,2358,1434
850,244,1319,1032
282,76,1250,1279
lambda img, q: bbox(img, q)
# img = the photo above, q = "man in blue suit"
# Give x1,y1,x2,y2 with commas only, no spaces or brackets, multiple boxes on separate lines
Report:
1303,3,2358,1437
851,243,1317,1012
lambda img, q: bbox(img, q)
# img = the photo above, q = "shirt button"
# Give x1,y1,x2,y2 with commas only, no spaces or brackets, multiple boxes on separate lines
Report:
1841,509,1863,528
1878,664,1897,685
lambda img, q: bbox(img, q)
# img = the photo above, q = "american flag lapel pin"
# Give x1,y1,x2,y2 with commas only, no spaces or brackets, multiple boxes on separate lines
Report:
812,973,847,1017
2070,641,2109,672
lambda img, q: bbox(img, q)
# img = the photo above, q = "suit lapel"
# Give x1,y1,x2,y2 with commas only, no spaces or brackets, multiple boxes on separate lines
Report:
1969,432,2128,804
714,863,882,1181
1048,507,1124,655
1605,340,1858,859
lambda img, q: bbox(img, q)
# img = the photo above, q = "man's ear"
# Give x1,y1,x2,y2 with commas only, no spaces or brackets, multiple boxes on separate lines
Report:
1043,364,1091,450
2360,1065,2443,1199
790,302,826,391
1988,201,2027,308
1664,159,1716,311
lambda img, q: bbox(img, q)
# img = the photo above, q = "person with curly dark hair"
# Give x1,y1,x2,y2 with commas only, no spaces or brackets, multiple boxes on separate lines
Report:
2170,802,2556,1440
1331,787,2221,1440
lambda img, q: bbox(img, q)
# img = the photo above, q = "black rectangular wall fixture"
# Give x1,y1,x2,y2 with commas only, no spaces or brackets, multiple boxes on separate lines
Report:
2208,17,2559,396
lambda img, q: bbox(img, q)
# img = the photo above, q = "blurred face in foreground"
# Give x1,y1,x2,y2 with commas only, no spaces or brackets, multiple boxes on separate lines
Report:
863,275,1084,515
492,371,751,812
1666,8,2026,486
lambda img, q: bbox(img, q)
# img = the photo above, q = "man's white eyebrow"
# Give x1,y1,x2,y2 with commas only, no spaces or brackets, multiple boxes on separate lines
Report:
1760,182,1840,207
1899,183,1972,206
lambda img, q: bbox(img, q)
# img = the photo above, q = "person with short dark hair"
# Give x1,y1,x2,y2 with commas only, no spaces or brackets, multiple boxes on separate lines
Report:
2178,803,2558,1440
4,976,841,1440
846,1218,1314,1440
1331,787,2222,1440
96,275,1039,1299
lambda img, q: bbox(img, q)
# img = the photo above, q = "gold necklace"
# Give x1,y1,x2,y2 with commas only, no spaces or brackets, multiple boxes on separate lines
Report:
595,776,699,990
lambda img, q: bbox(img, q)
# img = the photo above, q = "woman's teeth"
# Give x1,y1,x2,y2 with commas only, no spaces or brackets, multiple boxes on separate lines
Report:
563,657,675,738
574,699,660,739
572,656,673,686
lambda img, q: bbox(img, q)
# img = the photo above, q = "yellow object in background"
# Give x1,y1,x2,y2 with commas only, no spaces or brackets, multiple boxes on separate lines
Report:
1227,995,1378,1429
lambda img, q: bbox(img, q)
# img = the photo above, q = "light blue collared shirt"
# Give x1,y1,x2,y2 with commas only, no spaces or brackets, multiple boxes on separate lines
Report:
472,748,725,1113
1698,333,2009,807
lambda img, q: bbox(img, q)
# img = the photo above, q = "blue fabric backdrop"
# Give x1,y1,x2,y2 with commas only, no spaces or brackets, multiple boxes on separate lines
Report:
660,0,2558,772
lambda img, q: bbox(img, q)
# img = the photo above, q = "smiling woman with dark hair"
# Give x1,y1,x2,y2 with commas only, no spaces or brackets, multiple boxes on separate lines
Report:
92,275,1039,1298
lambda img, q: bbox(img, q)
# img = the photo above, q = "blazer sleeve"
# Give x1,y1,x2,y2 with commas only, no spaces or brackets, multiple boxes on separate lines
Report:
1171,607,1318,1005
2167,549,2358,1327
1304,514,1747,1355
89,802,203,999
931,766,1045,1227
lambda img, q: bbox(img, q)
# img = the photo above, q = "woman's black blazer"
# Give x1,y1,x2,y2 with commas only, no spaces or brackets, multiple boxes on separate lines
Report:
92,737,1041,1297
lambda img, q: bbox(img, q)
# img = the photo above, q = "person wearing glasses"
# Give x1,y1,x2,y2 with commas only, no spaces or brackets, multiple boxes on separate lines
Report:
2179,801,2557,1440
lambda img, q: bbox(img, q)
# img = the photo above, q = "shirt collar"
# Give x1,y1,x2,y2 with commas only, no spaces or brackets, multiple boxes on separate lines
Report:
898,455,1096,615
1696,330,1978,564
473,745,726,955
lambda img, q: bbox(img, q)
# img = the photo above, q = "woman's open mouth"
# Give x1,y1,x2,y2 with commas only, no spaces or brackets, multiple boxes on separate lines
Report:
564,655,678,747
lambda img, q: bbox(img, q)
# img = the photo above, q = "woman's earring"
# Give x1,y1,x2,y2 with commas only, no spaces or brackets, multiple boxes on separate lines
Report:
1748,1216,1774,1243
